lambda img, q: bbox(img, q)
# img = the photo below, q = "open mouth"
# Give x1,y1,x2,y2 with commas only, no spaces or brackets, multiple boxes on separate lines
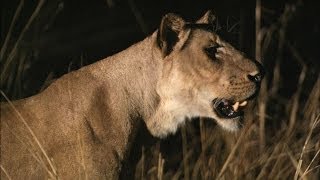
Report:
212,98,248,119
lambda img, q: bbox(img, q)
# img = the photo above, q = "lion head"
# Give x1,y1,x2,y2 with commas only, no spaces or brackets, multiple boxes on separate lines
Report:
147,11,264,137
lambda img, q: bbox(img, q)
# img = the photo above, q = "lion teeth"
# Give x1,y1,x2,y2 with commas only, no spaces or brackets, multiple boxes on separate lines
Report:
232,102,240,111
239,101,248,107
232,101,248,111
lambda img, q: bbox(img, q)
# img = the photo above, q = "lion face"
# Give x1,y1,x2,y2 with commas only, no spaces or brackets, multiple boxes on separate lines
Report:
151,11,264,137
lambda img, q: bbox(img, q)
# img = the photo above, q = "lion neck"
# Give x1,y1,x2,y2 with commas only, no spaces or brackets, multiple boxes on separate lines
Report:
88,31,165,139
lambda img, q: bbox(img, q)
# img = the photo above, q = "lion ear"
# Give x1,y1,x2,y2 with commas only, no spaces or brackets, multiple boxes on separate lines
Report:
196,10,216,24
157,13,189,57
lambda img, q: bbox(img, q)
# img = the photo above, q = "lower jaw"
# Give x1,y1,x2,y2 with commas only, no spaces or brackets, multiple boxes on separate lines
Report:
214,107,244,119
222,115,244,122
216,116,243,131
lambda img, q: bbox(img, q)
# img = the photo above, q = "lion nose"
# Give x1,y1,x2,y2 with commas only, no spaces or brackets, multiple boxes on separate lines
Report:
248,71,264,83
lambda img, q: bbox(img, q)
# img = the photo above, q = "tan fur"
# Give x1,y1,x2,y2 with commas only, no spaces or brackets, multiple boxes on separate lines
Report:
0,11,263,179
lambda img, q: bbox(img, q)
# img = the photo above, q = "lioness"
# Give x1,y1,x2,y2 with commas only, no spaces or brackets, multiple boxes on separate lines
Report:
1,11,264,179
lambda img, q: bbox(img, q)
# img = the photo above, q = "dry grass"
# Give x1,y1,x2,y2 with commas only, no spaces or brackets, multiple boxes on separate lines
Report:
133,72,319,180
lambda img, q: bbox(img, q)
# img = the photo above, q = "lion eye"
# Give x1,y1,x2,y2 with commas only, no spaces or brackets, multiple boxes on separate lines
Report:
205,44,220,59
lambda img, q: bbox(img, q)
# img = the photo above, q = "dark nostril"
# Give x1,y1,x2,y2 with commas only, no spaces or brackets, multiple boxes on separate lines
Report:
246,60,265,83
248,73,263,83
255,74,262,82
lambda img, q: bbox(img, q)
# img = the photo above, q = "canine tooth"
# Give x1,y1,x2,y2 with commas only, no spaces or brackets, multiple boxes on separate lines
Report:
239,101,248,106
232,102,240,111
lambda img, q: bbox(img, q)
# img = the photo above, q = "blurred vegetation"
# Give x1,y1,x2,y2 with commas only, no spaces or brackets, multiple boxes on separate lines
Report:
1,0,319,179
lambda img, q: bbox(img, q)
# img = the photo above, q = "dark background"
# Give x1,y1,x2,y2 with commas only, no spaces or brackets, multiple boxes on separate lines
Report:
1,0,319,99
